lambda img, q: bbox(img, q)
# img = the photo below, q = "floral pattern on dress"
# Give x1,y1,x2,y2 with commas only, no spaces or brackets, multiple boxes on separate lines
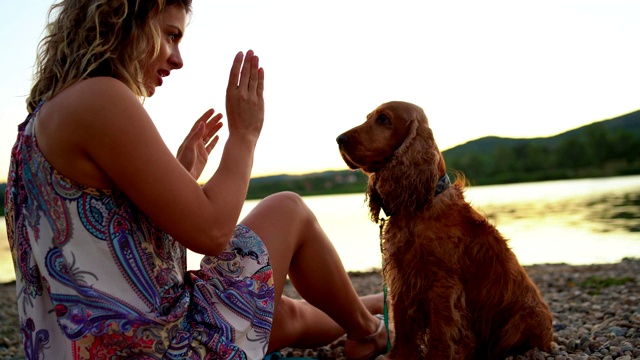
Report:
4,101,275,359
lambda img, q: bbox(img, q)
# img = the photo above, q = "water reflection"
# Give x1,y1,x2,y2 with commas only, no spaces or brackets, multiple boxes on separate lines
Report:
478,187,640,234
589,192,640,233
1,175,639,283
464,176,640,266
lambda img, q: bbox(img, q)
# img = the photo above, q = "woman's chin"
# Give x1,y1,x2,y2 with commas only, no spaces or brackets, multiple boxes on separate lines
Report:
145,86,156,97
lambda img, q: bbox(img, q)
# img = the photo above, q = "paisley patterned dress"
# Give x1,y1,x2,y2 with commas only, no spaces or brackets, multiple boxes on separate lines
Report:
4,101,275,359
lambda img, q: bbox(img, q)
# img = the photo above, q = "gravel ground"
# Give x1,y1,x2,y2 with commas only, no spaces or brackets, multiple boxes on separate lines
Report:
1,258,639,359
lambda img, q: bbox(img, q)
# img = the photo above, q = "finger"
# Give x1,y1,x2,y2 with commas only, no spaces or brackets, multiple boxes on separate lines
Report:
248,55,259,92
188,122,205,145
204,120,223,142
239,49,254,90
204,112,223,127
188,108,214,134
205,135,220,153
257,67,265,98
203,113,223,137
227,51,244,89
198,108,215,123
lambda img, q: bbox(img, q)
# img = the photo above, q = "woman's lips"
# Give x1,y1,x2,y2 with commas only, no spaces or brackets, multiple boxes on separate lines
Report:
157,69,170,87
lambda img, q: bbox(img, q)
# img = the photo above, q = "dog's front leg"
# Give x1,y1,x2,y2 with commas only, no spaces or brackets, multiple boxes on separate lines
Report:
424,281,475,360
386,293,423,360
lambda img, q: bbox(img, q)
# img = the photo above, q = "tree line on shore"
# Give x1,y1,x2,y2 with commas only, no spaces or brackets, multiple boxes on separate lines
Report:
0,109,639,214
244,109,640,199
444,110,640,185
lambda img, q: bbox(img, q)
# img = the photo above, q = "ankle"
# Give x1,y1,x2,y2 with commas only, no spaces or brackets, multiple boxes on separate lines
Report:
348,314,380,339
361,293,385,315
344,314,388,360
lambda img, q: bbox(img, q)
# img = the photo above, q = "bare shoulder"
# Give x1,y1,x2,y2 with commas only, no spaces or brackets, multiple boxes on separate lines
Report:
42,77,155,148
45,77,143,120
70,76,135,100
36,77,152,189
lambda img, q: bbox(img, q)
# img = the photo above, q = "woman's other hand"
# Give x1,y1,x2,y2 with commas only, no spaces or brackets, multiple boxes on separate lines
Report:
177,109,223,180
225,50,264,142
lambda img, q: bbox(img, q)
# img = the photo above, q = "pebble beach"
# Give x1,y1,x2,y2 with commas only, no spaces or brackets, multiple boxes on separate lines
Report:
1,258,639,359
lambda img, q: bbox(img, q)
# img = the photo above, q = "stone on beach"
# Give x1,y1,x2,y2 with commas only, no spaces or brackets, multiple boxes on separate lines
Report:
0,258,639,359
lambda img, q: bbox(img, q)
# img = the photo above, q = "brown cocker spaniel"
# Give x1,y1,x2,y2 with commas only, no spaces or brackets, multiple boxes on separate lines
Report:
336,101,553,359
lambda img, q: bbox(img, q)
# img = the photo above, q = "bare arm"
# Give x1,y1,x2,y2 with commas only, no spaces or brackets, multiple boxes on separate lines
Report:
40,51,264,256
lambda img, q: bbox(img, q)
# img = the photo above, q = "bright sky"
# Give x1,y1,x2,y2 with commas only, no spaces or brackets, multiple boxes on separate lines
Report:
1,1,639,183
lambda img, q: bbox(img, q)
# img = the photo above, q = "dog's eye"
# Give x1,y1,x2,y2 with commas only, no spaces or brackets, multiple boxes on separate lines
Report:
376,114,390,125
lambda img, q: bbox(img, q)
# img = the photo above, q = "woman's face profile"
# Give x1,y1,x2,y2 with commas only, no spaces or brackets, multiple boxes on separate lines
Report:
144,5,187,96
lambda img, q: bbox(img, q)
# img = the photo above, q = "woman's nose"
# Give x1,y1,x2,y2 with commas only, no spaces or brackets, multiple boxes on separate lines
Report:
170,48,183,69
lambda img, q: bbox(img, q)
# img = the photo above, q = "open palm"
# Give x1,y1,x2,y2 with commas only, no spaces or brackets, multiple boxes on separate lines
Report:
177,109,223,180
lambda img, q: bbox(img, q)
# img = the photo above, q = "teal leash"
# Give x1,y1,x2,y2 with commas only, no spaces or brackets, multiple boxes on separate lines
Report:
377,174,449,355
383,284,391,353
263,352,314,359
379,217,392,353
264,216,394,360
264,226,390,360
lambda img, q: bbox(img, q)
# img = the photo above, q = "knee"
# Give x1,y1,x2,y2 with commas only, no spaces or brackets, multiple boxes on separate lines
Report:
272,297,307,342
261,192,313,220
263,191,304,207
275,296,301,320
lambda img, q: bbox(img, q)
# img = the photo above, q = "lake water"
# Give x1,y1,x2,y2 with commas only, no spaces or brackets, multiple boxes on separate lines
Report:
1,175,639,284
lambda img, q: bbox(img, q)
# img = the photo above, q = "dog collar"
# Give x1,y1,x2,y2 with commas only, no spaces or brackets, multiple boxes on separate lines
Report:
380,173,450,218
435,173,451,195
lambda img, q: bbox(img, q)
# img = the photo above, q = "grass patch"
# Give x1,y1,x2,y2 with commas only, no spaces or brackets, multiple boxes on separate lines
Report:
578,276,634,295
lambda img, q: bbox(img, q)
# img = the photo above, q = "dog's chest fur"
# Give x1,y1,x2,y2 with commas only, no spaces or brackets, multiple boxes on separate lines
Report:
379,187,499,293
380,186,467,258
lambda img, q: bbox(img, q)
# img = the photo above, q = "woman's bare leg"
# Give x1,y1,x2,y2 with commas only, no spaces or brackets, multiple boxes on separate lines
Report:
266,294,384,351
240,192,384,352
267,297,342,351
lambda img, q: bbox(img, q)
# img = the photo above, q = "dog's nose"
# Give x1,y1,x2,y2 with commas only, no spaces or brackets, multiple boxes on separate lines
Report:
336,133,349,145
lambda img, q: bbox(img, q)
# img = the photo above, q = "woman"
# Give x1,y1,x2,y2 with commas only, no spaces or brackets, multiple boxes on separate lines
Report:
5,0,388,359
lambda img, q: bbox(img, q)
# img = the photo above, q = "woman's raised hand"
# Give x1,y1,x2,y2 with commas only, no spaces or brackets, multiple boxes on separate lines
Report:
225,50,264,141
176,109,223,180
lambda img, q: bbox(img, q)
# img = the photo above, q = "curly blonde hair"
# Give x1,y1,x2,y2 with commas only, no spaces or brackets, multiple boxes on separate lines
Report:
27,0,192,112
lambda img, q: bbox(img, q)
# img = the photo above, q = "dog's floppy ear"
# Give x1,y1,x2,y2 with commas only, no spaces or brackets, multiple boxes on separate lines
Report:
393,117,420,159
366,109,421,222
366,117,420,222
374,117,444,214
366,173,383,223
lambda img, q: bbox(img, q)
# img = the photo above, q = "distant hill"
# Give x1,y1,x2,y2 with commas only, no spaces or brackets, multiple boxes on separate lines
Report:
246,170,369,200
442,109,640,185
246,109,640,198
1,110,639,212
444,110,640,158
